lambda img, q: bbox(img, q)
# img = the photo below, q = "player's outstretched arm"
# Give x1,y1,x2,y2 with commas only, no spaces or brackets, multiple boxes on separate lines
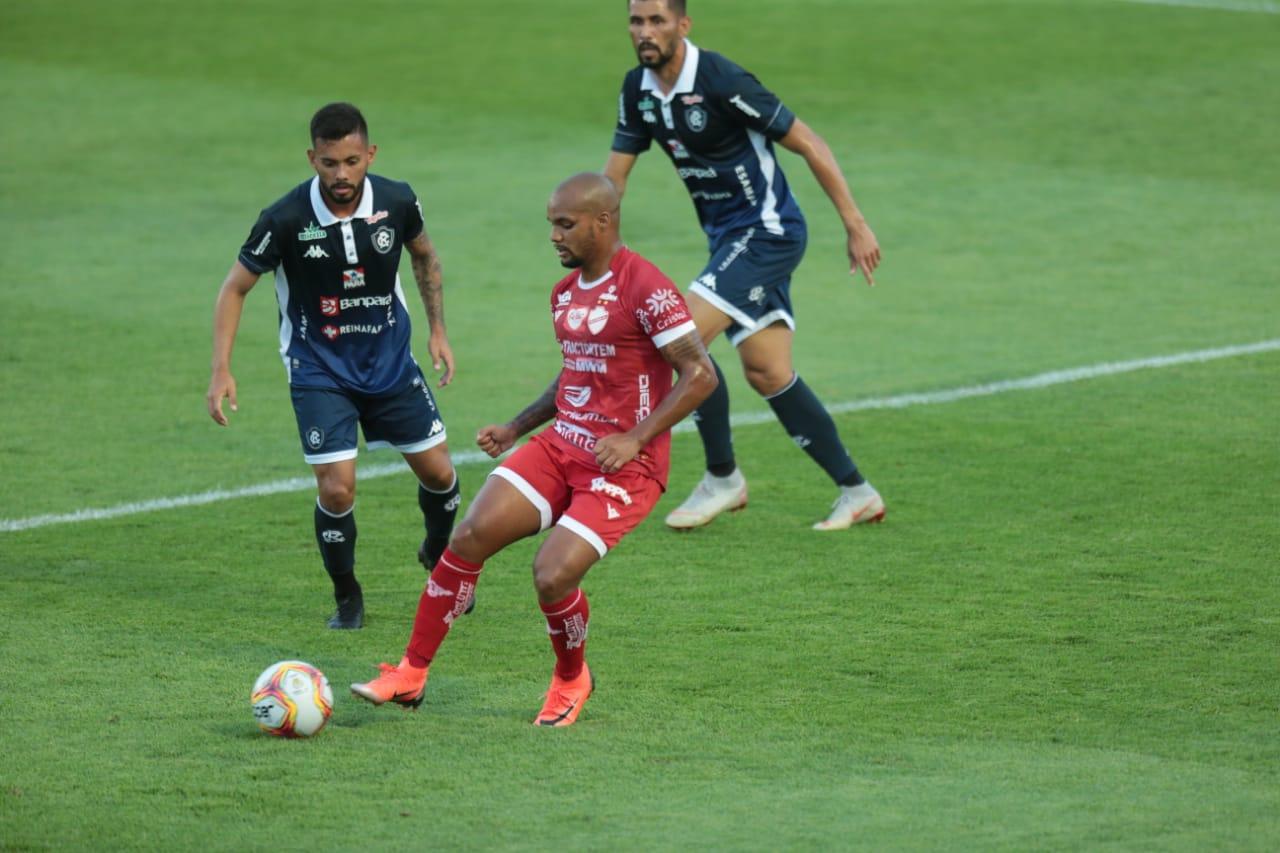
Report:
476,372,562,458
406,230,455,387
778,118,881,286
594,332,718,474
207,260,260,426
603,152,638,199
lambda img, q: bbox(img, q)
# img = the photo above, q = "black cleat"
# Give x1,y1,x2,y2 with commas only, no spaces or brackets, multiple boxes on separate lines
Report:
418,538,475,615
326,593,364,630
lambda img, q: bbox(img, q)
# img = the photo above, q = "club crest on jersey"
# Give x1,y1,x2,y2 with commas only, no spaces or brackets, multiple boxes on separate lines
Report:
305,427,324,449
298,222,327,241
371,226,395,254
684,106,707,132
587,305,610,334
303,244,330,260
566,306,588,330
320,296,339,316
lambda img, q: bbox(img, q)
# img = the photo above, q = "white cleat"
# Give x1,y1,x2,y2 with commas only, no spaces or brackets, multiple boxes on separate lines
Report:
813,484,886,531
664,471,748,530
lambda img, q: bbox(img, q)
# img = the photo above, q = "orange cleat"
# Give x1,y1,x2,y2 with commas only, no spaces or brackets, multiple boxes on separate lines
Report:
533,664,595,727
350,661,429,710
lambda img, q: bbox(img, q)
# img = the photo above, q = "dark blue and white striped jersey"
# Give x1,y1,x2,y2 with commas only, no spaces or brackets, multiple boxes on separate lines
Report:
237,174,424,396
612,41,805,244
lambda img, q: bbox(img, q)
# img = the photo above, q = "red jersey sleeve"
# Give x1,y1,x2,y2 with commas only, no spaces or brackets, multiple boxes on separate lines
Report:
626,261,698,349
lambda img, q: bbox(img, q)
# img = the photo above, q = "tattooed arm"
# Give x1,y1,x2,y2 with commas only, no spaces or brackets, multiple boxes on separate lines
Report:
475,373,562,458
405,230,454,386
593,331,718,473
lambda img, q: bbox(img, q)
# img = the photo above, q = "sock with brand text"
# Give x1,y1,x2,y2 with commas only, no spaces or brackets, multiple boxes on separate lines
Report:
404,548,482,668
418,473,461,569
540,589,590,680
314,499,359,599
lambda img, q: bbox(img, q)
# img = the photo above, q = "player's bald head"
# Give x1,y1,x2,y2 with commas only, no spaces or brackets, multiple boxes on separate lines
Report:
550,172,621,217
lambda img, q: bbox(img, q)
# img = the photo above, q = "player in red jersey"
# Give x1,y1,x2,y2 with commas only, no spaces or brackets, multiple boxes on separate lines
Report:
352,172,717,726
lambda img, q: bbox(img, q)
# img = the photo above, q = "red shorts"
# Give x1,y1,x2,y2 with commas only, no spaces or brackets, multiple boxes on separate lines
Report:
490,432,664,557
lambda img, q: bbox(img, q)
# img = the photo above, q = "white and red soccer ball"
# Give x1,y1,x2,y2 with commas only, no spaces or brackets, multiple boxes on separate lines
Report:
251,660,333,738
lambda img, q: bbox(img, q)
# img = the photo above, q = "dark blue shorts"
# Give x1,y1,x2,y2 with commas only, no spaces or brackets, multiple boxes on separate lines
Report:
688,227,807,346
289,367,447,464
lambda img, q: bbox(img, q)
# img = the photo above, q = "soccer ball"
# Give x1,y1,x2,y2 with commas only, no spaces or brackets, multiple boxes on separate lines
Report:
250,660,334,738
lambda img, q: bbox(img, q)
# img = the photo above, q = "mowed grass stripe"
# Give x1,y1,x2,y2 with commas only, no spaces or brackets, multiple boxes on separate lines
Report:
3,338,1276,534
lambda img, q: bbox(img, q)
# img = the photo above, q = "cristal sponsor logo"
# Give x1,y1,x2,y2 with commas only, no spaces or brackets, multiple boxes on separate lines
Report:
364,210,389,225
655,312,688,332
735,165,758,206
684,105,707,132
444,494,461,512
646,288,680,316
426,578,454,599
298,222,327,241
251,231,272,256
342,268,365,290
371,226,395,254
587,305,610,335
695,272,717,292
321,530,345,543
321,325,339,340
666,139,691,159
681,94,704,106
635,373,651,422
566,306,588,330
341,294,393,310
303,244,330,259
676,166,717,180
563,613,588,650
306,427,324,449
428,419,444,436
320,296,339,317
563,385,592,407
749,286,766,304
590,477,633,506
729,94,762,118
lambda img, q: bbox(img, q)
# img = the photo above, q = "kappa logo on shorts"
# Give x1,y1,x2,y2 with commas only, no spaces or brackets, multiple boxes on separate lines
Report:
306,427,324,450
606,504,621,520
428,419,444,436
371,226,395,254
695,273,717,292
590,476,633,506
587,305,610,335
319,296,339,317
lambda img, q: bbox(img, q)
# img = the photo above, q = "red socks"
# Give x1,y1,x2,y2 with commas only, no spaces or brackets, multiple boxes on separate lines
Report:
540,589,590,680
405,548,482,668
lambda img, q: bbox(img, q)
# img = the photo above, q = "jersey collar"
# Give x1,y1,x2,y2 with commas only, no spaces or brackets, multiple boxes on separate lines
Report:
641,40,700,106
309,176,375,226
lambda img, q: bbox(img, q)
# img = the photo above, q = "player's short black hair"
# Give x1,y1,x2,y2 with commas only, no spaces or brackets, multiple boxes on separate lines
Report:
310,102,368,144
629,0,687,15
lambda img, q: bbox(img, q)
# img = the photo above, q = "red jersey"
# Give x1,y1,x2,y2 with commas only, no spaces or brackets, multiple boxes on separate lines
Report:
543,246,697,486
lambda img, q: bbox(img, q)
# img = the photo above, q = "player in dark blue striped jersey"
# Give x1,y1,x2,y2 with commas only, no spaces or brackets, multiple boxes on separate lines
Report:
605,0,886,531
207,103,466,629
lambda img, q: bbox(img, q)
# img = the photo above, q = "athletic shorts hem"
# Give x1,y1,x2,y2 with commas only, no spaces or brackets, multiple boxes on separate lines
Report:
557,515,608,558
729,309,796,347
689,282,757,328
366,431,448,455
304,448,358,465
489,466,553,530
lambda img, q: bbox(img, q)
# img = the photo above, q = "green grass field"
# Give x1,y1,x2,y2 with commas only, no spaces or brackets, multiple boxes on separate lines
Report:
2,0,1278,848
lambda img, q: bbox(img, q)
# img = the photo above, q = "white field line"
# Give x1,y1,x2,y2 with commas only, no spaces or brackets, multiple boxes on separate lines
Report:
1117,0,1279,13
2,339,1277,534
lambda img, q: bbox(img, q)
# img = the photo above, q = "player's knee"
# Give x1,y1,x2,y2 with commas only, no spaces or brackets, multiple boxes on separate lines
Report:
317,480,355,514
418,461,455,492
531,561,571,603
743,363,791,396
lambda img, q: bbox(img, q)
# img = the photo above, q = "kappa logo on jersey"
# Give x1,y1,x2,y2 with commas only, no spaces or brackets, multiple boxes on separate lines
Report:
587,305,610,335
251,231,272,256
591,476,633,506
646,289,680,316
342,267,365,290
695,272,717,292
371,226,395,254
306,427,324,449
563,385,592,407
666,139,691,159
685,106,707,132
321,529,345,543
566,306,588,330
303,244,330,260
729,94,763,119
320,296,339,317
298,222,327,241
321,325,339,340
364,210,389,225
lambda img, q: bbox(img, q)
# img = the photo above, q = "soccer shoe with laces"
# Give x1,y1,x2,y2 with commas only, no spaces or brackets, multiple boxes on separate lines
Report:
664,471,748,530
534,664,595,727
350,662,428,709
417,539,476,615
812,485,886,531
